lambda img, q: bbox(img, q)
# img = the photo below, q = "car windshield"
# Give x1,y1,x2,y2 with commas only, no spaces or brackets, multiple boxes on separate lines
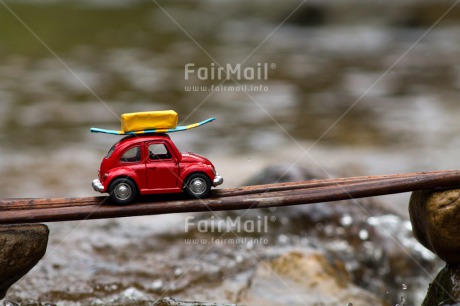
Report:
105,136,133,159
105,143,117,158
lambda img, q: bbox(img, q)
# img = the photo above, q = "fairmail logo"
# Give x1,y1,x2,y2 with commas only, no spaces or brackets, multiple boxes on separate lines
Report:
184,215,271,233
184,62,276,81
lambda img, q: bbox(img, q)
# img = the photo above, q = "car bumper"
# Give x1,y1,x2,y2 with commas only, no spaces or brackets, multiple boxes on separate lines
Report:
213,174,224,187
92,179,105,193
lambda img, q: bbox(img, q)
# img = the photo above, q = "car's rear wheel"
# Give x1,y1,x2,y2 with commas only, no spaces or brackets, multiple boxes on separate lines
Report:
109,178,137,205
184,173,211,199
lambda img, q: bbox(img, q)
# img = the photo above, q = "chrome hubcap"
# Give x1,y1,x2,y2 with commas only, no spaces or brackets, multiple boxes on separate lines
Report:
190,178,206,194
114,183,131,200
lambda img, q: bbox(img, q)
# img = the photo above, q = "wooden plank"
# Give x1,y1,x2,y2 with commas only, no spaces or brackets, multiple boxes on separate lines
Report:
0,170,459,224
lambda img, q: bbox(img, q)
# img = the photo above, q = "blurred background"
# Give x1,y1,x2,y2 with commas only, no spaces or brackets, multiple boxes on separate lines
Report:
0,0,460,201
1,0,460,201
1,0,460,304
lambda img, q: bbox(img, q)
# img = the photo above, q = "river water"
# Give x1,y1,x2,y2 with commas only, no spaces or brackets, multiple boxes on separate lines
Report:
1,0,460,305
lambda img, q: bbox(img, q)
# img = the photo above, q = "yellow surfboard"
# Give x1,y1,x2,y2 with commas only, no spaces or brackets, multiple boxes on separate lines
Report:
90,110,215,135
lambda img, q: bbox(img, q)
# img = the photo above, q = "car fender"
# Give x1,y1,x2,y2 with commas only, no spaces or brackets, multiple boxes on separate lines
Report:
180,165,214,187
104,167,141,191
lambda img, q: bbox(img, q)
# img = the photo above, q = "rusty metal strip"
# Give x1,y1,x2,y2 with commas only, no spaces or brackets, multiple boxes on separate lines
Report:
0,170,459,224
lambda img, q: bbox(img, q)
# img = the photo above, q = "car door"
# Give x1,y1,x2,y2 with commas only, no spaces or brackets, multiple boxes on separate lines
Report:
118,144,147,189
145,141,180,190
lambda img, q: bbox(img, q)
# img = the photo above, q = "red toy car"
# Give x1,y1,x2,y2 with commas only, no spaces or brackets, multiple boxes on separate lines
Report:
92,134,223,204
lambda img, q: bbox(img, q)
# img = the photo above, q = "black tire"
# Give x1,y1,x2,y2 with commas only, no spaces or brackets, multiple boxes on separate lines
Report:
184,173,211,199
109,178,137,205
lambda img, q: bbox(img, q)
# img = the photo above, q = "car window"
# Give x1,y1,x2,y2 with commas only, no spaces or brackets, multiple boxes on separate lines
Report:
149,143,171,160
120,146,141,163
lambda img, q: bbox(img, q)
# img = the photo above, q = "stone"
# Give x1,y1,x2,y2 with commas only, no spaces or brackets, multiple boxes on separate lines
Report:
243,163,324,186
240,250,386,305
0,224,49,299
153,297,236,306
409,189,460,264
422,265,460,306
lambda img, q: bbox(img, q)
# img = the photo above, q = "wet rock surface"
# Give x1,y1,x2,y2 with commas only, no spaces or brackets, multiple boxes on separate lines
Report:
409,189,460,264
153,297,236,306
409,189,460,304
422,265,460,306
0,224,49,299
242,250,386,305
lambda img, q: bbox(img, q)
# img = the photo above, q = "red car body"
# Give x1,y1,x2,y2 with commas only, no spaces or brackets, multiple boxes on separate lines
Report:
92,134,223,204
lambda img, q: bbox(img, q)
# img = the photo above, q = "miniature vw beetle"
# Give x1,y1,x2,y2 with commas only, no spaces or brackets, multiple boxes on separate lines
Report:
91,110,223,204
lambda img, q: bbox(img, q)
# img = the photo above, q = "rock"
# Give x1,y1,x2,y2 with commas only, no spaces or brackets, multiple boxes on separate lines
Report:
284,4,327,27
409,189,460,264
3,302,56,306
0,224,49,299
153,297,236,306
422,265,460,306
409,189,460,303
241,250,387,306
394,3,460,28
153,297,179,306
243,163,323,186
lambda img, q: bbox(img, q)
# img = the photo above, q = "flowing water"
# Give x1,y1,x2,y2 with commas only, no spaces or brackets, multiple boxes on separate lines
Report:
1,0,459,304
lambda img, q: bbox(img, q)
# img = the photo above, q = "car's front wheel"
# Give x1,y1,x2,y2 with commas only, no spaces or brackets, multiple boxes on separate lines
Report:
109,178,137,205
184,173,211,199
